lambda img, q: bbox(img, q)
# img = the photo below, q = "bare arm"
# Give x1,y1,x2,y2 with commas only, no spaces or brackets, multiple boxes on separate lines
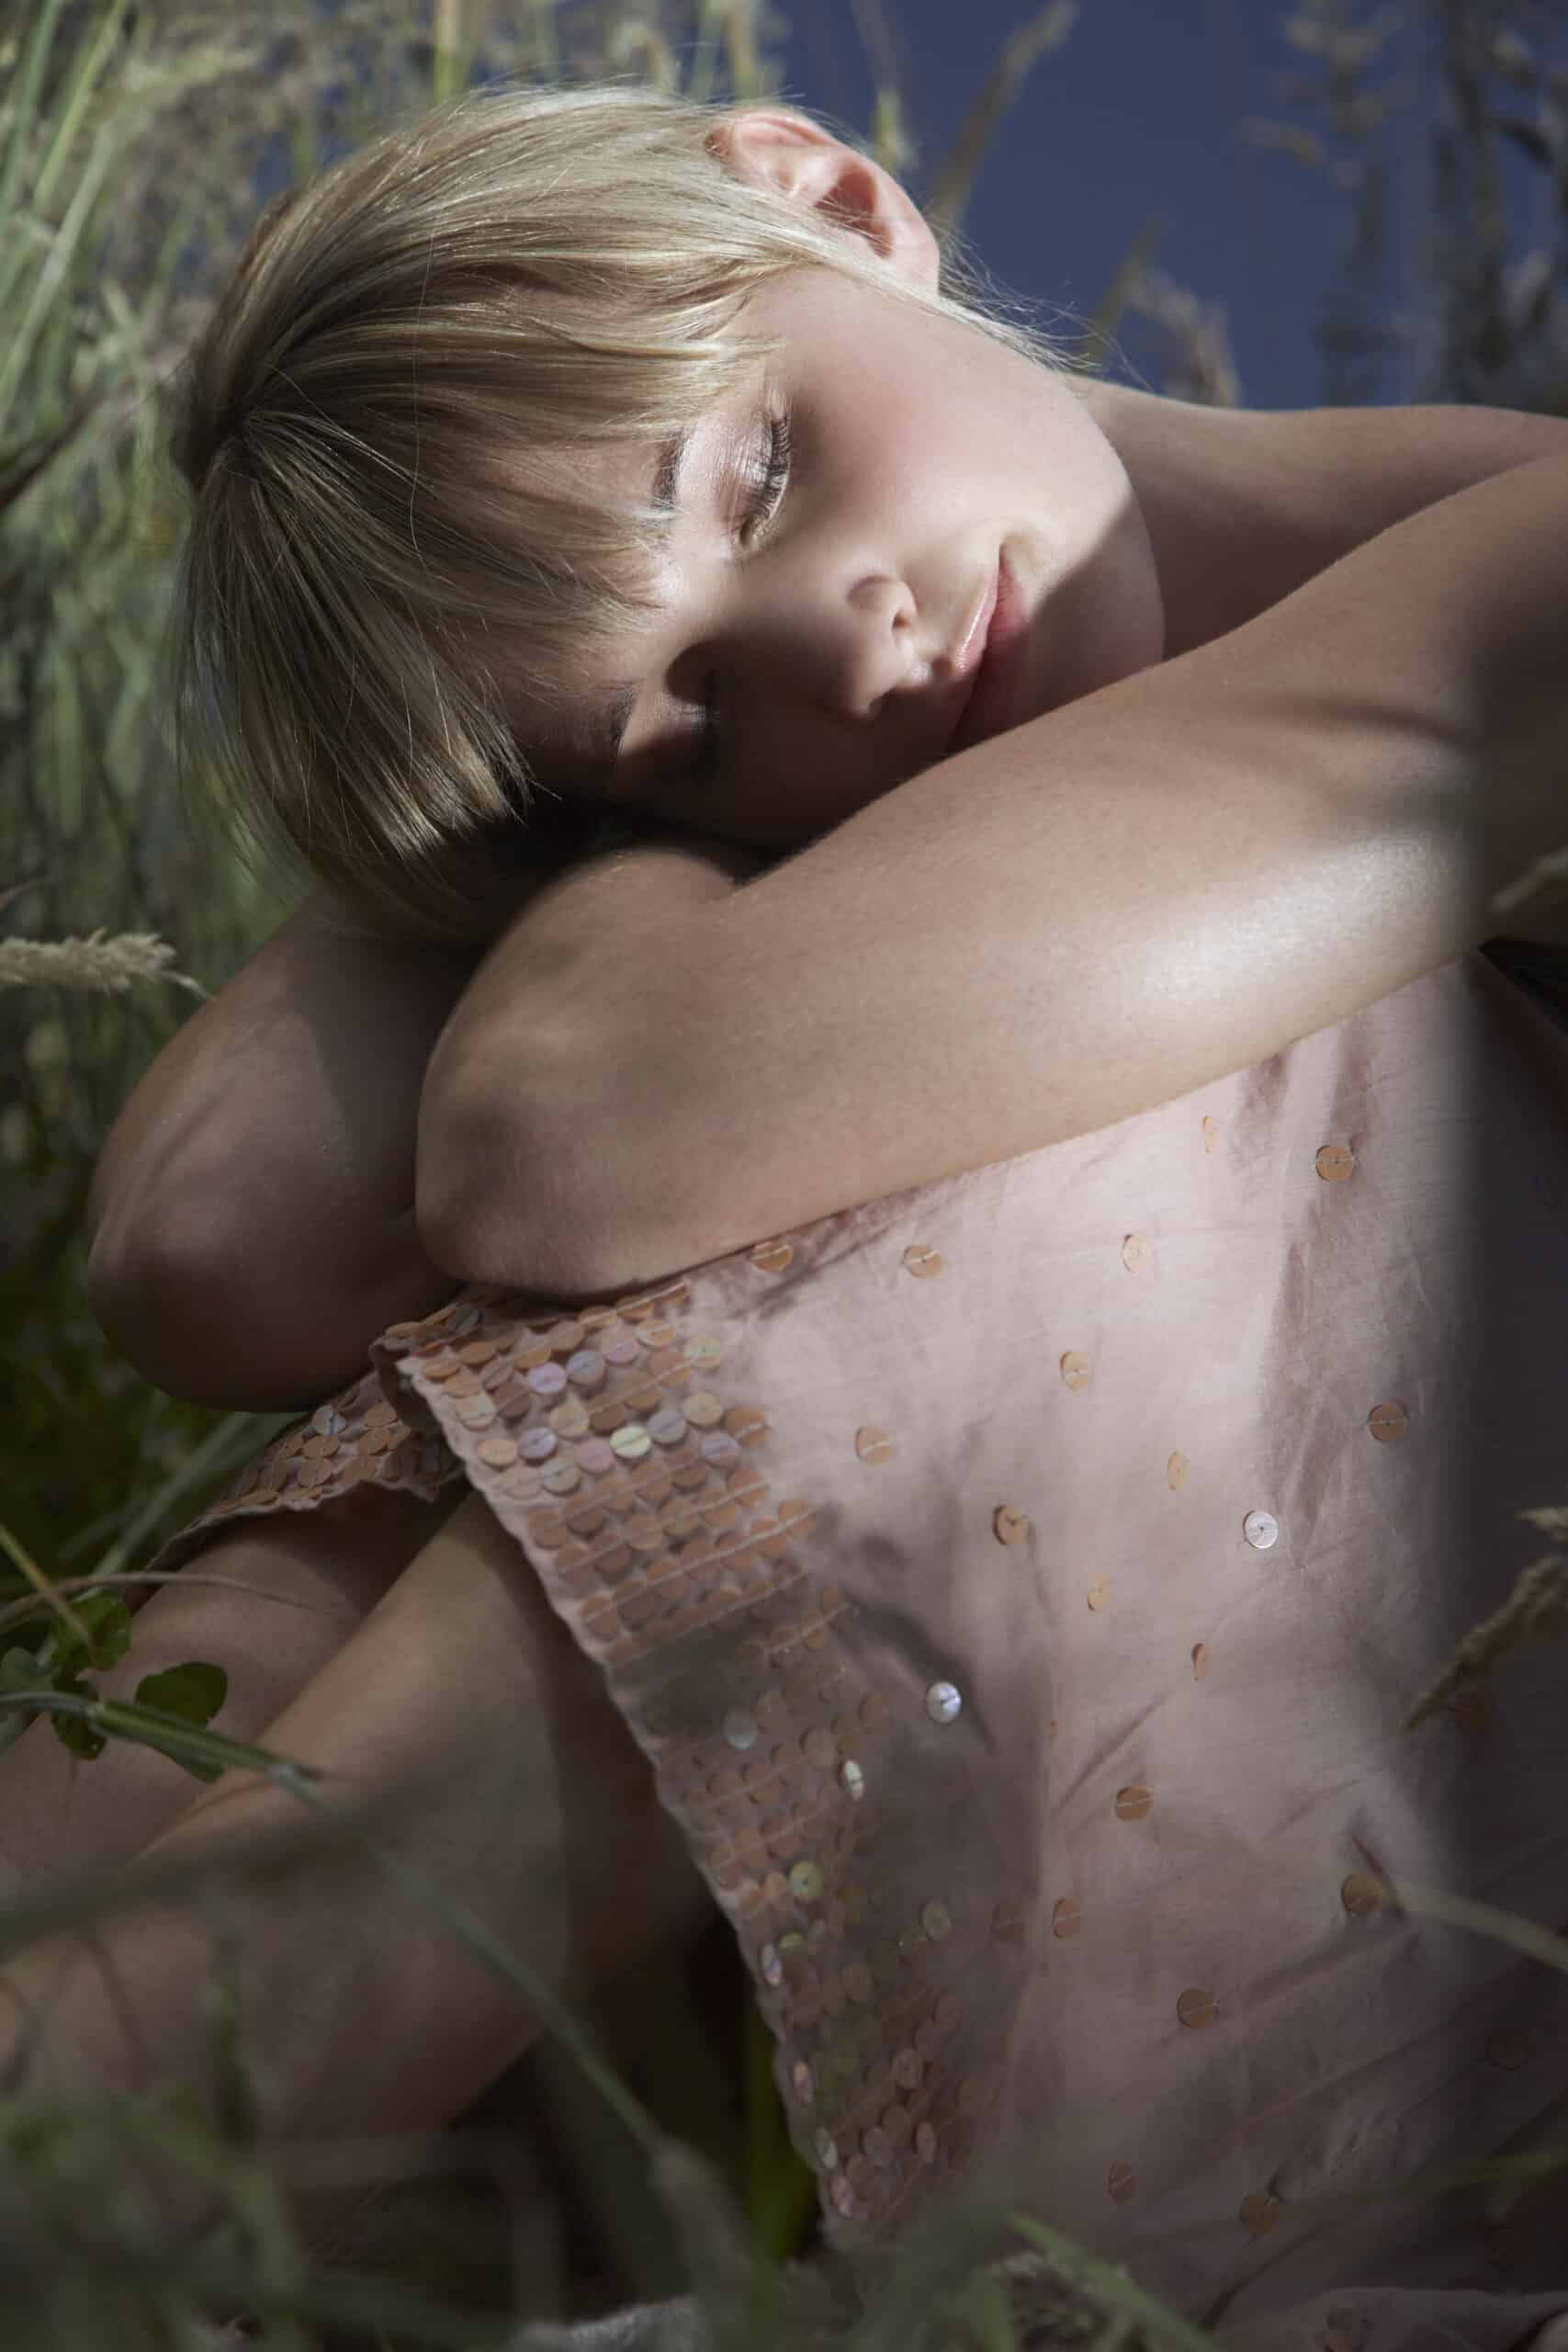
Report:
85,889,483,1410
419,451,1568,1300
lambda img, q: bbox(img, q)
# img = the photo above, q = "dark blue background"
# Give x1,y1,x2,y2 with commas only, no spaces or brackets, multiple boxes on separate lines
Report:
774,1,1537,412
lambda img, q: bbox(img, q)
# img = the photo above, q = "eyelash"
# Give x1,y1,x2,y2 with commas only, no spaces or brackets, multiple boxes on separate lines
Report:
691,413,793,786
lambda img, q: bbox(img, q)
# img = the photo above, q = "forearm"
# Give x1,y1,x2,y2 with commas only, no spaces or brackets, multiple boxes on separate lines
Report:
426,452,1568,1299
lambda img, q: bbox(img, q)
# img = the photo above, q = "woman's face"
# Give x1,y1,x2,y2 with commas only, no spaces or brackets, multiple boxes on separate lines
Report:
519,265,1166,854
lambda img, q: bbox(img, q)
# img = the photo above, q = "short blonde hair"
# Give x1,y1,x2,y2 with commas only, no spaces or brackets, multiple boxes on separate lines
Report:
168,78,1080,940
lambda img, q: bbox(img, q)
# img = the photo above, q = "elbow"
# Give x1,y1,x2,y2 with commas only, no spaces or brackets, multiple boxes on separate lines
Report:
416,1053,679,1309
415,1064,604,1305
85,1223,251,1409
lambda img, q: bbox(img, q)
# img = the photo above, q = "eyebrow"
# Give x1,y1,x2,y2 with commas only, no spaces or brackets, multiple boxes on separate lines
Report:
586,423,694,777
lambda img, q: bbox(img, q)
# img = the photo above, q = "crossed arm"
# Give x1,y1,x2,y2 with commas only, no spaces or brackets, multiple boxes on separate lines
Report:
88,393,1568,1407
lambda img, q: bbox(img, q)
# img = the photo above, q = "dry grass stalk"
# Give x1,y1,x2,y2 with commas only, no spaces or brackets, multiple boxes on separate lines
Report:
0,929,206,998
1403,1544,1568,1731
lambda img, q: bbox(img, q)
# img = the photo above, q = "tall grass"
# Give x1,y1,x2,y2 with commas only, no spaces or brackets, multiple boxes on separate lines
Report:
5,0,1568,2344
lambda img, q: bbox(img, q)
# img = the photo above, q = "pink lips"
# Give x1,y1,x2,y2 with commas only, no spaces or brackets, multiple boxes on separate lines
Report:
948,552,1033,758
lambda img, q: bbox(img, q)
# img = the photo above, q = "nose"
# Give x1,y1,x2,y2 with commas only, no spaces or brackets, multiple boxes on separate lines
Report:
736,567,922,721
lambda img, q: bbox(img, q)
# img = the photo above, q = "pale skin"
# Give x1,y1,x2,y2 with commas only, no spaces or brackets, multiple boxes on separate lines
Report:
11,106,1568,2256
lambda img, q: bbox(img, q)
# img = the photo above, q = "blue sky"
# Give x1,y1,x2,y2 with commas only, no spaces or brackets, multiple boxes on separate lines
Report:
776,0,1426,412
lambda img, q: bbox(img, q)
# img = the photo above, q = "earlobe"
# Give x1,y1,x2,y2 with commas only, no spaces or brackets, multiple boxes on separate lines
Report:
708,108,941,292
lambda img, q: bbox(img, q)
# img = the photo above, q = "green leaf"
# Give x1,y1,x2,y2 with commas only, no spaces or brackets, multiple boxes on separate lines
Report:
50,1670,105,1759
49,1588,132,1674
0,1645,43,1694
134,1660,228,1725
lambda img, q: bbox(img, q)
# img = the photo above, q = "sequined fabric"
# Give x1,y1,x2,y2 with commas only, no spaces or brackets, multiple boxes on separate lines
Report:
148,948,1568,2346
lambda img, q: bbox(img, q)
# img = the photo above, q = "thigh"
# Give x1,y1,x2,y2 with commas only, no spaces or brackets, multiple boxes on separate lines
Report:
0,1482,463,1897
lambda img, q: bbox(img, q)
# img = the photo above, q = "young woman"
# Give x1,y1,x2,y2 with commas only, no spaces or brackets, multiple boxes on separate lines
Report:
7,78,1568,2344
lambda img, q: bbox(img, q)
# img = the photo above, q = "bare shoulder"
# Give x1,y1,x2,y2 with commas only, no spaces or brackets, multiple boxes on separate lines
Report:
1073,378,1568,661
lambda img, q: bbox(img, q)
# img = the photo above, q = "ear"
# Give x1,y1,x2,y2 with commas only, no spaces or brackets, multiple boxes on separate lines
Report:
707,108,941,293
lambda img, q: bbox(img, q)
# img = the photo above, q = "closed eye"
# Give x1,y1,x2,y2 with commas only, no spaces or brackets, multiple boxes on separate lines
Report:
687,412,794,785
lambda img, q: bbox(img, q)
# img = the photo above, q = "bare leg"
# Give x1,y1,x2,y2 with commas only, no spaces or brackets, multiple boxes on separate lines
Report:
0,1483,463,1900
0,1491,715,2252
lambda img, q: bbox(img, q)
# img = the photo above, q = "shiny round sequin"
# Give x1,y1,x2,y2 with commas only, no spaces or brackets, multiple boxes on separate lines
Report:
1121,1231,1153,1273
1167,1450,1190,1490
750,1240,794,1273
760,1943,783,1987
681,1389,724,1429
724,1708,759,1751
813,2127,839,2168
700,1430,741,1469
789,1860,823,1903
1059,1351,1092,1390
685,1333,726,1372
520,1428,558,1462
901,1243,943,1278
1243,1510,1279,1550
1191,1642,1210,1679
1240,2191,1281,2237
925,1680,962,1724
839,1759,866,1803
1051,1895,1081,1939
1315,1143,1355,1182
992,1505,1031,1545
610,1424,652,1462
854,1425,896,1465
1177,1986,1219,2029
1086,1577,1111,1611
1114,1785,1151,1821
1340,1871,1384,1917
1368,1401,1409,1442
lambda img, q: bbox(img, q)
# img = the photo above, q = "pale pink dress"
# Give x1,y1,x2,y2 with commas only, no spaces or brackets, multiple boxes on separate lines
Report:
151,944,1568,2348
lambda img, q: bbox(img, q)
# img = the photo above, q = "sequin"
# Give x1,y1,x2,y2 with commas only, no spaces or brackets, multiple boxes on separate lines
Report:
814,2126,839,2167
839,1758,866,1802
724,1708,759,1751
790,1860,823,1903
760,1943,783,1987
611,1424,652,1463
1243,1510,1279,1550
1368,1401,1409,1442
925,1680,962,1724
1177,1986,1220,2029
1239,2191,1281,2237
920,1899,953,1942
